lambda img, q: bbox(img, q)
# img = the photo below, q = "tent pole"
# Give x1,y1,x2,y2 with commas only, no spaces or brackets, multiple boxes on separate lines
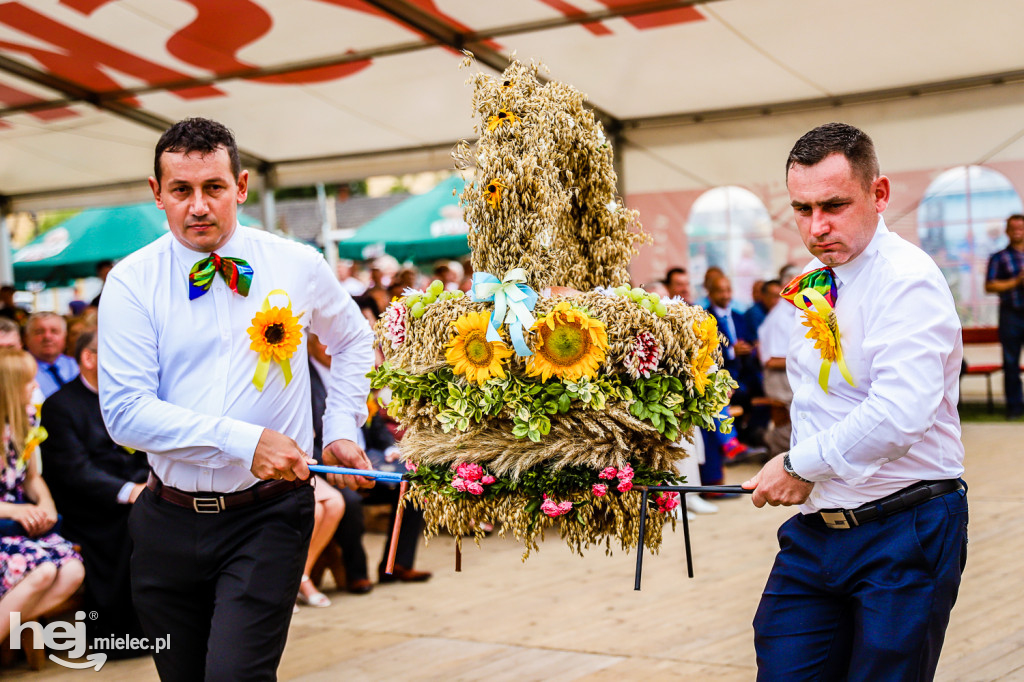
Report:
317,183,339,275
0,201,13,285
260,167,277,234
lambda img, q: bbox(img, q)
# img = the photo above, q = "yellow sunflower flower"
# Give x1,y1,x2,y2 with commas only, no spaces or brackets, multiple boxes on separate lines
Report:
527,301,608,382
487,109,519,131
248,306,303,363
485,179,506,207
801,310,839,362
446,311,513,385
690,315,718,396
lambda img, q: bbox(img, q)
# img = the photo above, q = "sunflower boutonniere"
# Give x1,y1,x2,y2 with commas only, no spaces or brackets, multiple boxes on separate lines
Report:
247,289,304,391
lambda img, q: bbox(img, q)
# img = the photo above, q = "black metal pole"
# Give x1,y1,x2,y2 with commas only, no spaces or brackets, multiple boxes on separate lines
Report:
634,488,649,591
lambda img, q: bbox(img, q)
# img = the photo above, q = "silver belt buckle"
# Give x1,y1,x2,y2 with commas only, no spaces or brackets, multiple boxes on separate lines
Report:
193,496,224,513
820,511,851,529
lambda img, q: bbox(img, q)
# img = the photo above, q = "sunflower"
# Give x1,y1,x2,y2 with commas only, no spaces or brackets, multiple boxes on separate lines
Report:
485,179,507,207
527,301,608,382
801,309,839,362
690,315,718,396
487,109,519,131
248,306,303,362
446,311,513,385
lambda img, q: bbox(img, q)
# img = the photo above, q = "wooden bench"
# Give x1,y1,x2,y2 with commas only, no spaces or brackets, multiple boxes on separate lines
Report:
961,326,1024,413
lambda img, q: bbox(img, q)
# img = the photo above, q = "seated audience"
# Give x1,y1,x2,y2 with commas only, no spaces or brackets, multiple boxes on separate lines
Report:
25,313,78,399
0,348,84,645
0,318,21,349
664,267,691,301
0,286,28,326
757,293,798,458
39,331,149,654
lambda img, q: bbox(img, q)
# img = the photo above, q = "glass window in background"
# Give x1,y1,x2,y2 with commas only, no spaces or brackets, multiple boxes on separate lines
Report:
685,185,773,308
917,166,1023,327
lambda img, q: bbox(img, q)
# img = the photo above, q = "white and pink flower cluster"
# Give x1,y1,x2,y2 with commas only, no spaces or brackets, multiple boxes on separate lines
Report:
382,301,408,346
540,494,574,517
450,462,497,496
594,463,634,495
623,330,662,380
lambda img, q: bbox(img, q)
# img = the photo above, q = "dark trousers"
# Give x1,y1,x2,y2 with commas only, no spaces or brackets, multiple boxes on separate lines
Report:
999,306,1024,414
753,487,968,681
336,486,424,581
128,485,314,681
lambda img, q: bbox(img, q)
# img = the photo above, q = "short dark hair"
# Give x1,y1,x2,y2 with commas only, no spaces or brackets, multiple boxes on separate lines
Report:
786,122,879,189
74,329,97,363
664,267,687,284
762,279,781,292
1007,214,1024,228
154,118,241,186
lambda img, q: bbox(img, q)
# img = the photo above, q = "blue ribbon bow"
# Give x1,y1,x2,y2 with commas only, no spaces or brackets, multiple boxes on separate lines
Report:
471,268,538,357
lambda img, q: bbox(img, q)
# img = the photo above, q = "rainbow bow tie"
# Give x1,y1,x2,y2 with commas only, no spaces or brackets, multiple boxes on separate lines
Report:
189,253,253,300
781,266,854,393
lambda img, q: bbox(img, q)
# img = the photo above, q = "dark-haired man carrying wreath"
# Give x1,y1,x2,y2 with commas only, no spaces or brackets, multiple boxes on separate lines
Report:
743,122,968,680
99,117,375,681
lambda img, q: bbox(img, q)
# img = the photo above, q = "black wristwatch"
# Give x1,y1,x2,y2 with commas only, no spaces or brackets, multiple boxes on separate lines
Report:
783,453,812,484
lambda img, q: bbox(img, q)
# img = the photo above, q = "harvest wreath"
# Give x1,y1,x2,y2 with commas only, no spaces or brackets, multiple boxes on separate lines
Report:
369,58,735,560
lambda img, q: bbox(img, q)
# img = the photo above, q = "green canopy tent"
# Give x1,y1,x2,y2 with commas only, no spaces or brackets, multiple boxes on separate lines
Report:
337,176,470,263
13,202,261,286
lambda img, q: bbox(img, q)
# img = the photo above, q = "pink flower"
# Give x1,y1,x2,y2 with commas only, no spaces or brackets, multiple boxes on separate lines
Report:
404,460,418,472
617,480,633,493
383,302,408,345
592,483,608,497
7,554,26,577
598,467,617,480
451,477,467,492
455,462,484,482
623,330,662,379
466,481,484,495
617,464,634,482
481,475,496,485
656,492,680,513
540,497,573,517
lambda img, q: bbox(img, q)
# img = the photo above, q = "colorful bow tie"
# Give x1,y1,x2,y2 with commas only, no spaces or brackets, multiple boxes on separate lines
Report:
189,253,253,300
781,266,837,309
781,266,855,393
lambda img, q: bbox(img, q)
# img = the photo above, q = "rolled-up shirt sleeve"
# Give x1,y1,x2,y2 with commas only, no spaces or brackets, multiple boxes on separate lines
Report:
307,255,375,447
787,272,960,484
98,271,264,469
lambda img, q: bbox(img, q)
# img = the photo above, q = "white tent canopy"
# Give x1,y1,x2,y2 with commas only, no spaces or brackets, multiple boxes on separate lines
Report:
3,0,1024,212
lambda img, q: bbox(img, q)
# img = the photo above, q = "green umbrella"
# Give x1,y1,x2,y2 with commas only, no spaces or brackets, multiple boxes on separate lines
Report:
337,176,470,263
13,201,261,285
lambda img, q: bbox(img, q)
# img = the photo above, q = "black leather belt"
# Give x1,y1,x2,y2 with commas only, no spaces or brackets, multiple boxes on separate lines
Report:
147,473,308,513
807,479,963,530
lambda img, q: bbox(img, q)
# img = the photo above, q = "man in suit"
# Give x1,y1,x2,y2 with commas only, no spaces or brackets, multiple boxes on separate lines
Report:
40,329,150,655
25,312,79,398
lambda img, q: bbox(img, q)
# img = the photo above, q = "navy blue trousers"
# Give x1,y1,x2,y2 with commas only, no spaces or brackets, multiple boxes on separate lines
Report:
754,486,968,681
999,306,1024,415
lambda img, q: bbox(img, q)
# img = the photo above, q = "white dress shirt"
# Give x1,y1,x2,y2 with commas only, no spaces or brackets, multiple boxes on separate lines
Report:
98,225,374,493
758,303,797,366
787,217,965,512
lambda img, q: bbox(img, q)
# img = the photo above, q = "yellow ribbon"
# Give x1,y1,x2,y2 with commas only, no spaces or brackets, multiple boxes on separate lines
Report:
17,425,47,472
791,287,855,393
252,289,302,392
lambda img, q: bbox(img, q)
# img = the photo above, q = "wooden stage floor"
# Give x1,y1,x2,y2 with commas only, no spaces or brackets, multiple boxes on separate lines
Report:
9,422,1022,680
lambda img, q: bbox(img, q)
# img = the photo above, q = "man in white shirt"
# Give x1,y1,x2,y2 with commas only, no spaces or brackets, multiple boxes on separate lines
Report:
743,123,967,680
99,118,375,681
